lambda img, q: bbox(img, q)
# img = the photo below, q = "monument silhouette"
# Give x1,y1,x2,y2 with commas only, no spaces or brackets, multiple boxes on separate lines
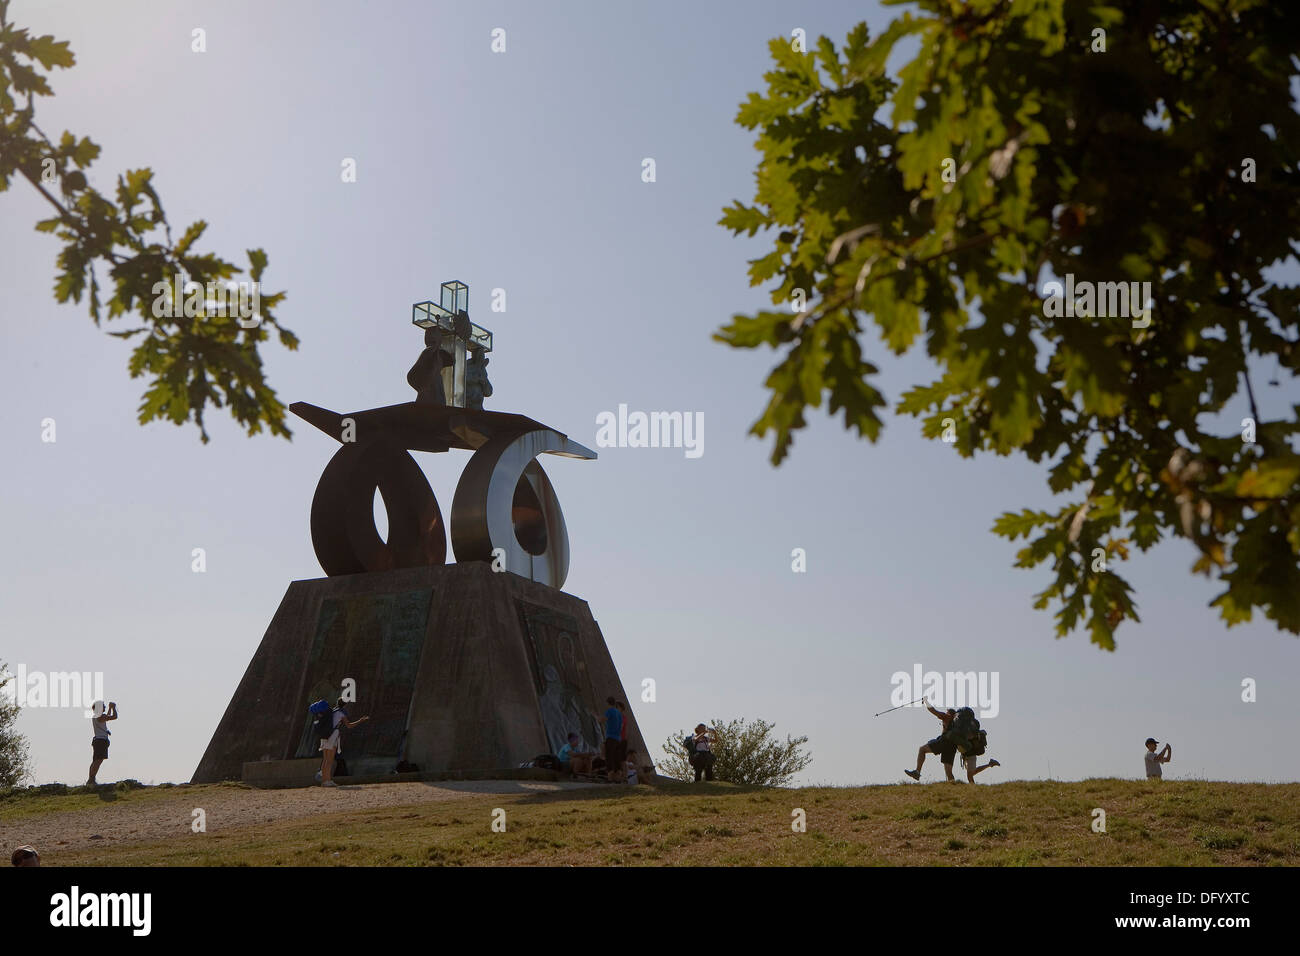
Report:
193,281,651,785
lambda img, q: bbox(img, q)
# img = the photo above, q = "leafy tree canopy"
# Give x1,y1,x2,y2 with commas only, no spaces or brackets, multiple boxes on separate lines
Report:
0,663,32,788
0,0,296,442
718,0,1300,648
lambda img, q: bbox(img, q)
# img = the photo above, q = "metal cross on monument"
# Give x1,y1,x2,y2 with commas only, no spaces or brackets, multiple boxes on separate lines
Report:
411,280,493,408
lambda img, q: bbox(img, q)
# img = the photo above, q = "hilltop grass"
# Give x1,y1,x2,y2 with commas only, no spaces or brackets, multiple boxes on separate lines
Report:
18,778,1300,866
0,779,200,821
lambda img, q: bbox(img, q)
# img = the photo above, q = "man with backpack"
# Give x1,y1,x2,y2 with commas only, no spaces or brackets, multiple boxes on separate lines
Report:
904,700,957,781
313,697,369,787
905,703,1000,783
947,706,1000,784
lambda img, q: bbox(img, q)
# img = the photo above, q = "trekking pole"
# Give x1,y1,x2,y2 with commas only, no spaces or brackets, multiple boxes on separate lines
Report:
873,695,926,718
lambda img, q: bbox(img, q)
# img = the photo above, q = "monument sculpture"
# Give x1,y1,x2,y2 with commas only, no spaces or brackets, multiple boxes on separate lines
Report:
193,281,651,785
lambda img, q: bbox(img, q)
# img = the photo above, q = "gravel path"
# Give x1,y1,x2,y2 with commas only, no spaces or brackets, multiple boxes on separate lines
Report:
1,780,602,855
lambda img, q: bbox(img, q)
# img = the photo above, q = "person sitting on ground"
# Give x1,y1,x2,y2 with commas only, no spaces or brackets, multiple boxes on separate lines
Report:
1144,737,1172,779
690,724,716,782
626,749,639,785
558,732,596,776
557,732,577,773
904,700,957,781
87,700,118,786
320,698,369,788
10,845,40,867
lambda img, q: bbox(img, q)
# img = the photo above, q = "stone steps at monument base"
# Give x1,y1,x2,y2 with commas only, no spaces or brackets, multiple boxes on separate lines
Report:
241,757,565,789
240,757,667,790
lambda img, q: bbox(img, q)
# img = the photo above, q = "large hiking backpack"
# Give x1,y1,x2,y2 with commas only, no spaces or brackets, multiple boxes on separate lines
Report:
946,707,981,753
951,706,978,735
310,700,335,741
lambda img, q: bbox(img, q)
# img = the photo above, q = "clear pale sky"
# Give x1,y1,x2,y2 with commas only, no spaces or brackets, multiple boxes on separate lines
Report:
2,0,1296,788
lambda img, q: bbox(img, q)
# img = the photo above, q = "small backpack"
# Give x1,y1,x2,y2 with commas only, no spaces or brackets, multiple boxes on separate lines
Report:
682,735,698,757
533,753,560,771
964,729,988,757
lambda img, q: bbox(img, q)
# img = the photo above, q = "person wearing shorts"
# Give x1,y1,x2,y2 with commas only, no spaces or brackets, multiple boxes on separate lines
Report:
319,697,369,787
904,701,957,781
558,732,595,775
88,700,118,786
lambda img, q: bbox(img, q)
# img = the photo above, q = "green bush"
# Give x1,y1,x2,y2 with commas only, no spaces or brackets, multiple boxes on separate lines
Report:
0,663,32,787
659,717,812,786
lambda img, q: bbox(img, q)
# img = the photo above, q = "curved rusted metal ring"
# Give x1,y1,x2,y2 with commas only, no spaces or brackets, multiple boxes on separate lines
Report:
309,439,446,575
450,428,593,589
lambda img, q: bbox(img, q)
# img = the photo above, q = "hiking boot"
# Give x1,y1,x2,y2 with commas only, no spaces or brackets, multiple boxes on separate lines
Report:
904,769,921,780
989,759,1001,768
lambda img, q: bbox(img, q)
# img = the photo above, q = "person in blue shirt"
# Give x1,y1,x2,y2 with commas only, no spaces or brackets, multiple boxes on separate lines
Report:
601,696,622,782
557,732,595,775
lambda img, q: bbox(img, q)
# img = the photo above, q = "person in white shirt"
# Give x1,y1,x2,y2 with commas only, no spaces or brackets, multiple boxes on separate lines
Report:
690,724,716,782
320,698,369,787
87,700,118,786
1144,737,1171,779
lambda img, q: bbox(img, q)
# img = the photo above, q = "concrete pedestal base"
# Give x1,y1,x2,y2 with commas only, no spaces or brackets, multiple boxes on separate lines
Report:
193,564,650,783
